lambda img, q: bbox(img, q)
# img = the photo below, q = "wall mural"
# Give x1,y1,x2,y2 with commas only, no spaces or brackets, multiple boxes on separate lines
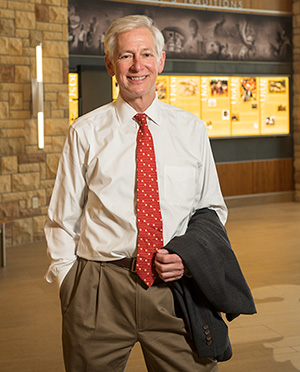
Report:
68,0,292,62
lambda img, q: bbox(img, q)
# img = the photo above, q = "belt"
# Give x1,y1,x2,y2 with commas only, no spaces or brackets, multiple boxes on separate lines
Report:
109,257,137,272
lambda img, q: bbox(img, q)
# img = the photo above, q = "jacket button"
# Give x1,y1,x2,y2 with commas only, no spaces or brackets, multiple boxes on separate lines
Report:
206,340,213,345
203,324,209,330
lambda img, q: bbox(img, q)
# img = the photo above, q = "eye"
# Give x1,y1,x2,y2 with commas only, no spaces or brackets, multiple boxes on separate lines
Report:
119,54,133,60
143,52,154,58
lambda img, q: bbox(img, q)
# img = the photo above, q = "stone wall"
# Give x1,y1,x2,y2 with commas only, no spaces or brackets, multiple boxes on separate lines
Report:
294,0,300,201
0,0,69,246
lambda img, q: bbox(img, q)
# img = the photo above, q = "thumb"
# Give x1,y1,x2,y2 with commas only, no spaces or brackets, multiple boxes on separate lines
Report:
157,248,169,255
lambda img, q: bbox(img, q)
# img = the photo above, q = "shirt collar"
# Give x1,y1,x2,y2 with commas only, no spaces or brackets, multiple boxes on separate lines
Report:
115,94,161,127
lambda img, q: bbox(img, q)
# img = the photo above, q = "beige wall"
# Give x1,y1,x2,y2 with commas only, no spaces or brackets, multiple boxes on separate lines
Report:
0,0,69,246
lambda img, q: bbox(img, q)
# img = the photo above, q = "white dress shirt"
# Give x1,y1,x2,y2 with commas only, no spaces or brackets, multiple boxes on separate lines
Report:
45,95,227,286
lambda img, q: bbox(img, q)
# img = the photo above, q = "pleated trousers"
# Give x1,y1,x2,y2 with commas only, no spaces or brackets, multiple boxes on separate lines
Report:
60,257,219,372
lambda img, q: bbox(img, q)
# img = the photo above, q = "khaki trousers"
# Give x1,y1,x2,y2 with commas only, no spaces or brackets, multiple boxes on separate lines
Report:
60,258,219,372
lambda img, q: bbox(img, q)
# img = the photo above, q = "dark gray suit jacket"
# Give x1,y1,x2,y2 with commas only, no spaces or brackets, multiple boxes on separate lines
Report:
165,208,256,362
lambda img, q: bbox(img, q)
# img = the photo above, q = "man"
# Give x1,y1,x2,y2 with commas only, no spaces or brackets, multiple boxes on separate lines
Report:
45,14,255,372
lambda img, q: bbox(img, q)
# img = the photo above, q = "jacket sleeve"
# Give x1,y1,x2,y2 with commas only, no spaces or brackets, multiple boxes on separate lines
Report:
164,208,256,319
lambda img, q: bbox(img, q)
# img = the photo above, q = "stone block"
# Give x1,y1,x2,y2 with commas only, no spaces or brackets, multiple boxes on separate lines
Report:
43,57,62,83
0,8,14,19
46,153,60,179
0,119,25,129
29,30,43,47
57,91,69,109
43,31,62,40
8,1,34,11
10,109,31,119
0,201,19,220
1,129,25,137
45,92,57,101
19,163,40,173
51,109,64,118
44,83,67,93
13,218,33,245
0,102,9,118
0,65,14,82
33,215,47,233
9,92,23,109
18,153,46,164
0,92,8,101
45,117,68,135
43,0,62,5
15,11,36,29
0,175,11,193
16,29,30,39
24,118,38,146
35,4,49,22
40,162,46,180
20,208,41,218
0,37,9,55
12,172,40,192
15,65,30,83
1,156,18,175
0,138,24,156
43,40,68,58
8,38,23,55
36,21,61,32
41,179,55,189
0,19,14,36
2,191,26,203
51,135,65,152
49,6,67,24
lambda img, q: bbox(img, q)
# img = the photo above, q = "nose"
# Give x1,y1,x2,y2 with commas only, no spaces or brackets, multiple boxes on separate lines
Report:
130,55,142,71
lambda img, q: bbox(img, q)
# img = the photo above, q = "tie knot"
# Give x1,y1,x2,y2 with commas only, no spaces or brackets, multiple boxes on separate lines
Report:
134,113,147,128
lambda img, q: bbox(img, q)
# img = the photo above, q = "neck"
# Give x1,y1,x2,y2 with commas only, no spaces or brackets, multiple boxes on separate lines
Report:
121,93,155,113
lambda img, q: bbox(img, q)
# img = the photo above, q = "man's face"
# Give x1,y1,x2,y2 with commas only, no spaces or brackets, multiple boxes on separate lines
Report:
105,27,165,110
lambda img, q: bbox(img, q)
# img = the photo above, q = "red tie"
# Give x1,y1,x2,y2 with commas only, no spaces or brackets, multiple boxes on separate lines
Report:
134,113,163,287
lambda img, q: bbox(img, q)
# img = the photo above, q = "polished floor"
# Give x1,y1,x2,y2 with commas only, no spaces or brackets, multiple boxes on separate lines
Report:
0,201,300,372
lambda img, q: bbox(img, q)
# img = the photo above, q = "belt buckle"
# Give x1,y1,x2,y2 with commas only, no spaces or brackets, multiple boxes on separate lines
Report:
131,257,137,272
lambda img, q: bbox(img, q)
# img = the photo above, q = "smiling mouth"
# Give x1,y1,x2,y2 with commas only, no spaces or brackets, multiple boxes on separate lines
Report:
129,76,147,81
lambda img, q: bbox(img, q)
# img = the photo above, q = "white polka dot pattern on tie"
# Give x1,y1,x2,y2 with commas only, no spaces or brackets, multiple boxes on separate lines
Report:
134,113,163,287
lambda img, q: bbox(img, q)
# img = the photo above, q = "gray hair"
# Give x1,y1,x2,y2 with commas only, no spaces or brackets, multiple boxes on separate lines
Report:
104,15,165,61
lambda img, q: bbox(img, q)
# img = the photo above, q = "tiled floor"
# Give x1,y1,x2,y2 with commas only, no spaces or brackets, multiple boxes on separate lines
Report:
0,201,299,372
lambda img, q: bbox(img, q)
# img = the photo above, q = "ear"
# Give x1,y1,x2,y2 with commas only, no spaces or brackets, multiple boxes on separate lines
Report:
158,51,166,74
105,55,115,77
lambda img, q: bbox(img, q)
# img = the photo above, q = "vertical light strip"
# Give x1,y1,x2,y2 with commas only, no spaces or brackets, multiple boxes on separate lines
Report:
36,44,44,149
36,44,43,83
37,112,44,149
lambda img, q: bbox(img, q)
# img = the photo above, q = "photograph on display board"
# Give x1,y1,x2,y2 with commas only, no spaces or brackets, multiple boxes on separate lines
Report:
68,0,292,63
200,77,231,137
260,77,289,135
231,77,260,136
155,76,170,104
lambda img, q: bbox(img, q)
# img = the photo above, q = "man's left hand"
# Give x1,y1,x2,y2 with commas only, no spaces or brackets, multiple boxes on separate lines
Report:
154,249,185,282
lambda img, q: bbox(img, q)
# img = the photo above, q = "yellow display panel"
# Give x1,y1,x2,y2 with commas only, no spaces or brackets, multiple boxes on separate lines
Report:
68,73,79,125
260,77,290,135
112,75,119,101
201,77,231,137
155,75,170,103
110,74,290,137
169,76,201,117
231,77,260,136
